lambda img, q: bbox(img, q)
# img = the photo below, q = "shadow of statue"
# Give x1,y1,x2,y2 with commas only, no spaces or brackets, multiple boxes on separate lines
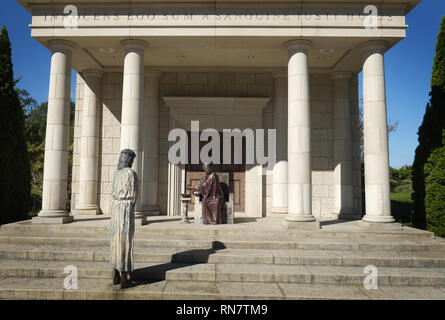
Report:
233,217,259,224
129,241,227,286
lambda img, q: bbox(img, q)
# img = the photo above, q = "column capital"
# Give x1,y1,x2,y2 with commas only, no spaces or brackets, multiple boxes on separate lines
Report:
121,39,149,52
359,40,388,56
330,71,353,80
47,39,77,53
144,68,163,79
272,70,287,79
82,69,104,79
283,39,313,54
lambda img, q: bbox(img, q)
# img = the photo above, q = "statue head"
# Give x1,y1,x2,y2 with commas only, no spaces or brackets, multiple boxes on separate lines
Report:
203,163,212,174
117,149,136,170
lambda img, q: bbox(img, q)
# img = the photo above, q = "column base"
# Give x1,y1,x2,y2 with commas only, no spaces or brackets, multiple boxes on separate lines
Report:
282,219,320,230
362,214,395,224
359,220,402,231
73,207,101,215
32,211,74,225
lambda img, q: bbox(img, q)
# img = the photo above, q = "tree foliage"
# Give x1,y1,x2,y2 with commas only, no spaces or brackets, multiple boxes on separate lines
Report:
424,131,445,237
412,16,445,230
0,26,31,225
17,93,75,214
390,165,412,192
19,89,47,213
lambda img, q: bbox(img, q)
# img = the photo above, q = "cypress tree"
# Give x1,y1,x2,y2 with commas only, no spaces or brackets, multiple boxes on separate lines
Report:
0,26,31,225
424,130,445,237
412,16,445,229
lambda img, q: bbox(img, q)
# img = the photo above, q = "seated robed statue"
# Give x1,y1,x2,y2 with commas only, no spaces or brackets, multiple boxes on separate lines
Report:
189,163,225,225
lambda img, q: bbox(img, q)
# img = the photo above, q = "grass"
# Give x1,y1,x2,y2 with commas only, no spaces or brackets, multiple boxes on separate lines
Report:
391,180,413,224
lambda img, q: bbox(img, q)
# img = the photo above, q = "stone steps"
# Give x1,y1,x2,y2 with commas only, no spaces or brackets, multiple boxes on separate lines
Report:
1,277,445,300
0,222,435,241
1,235,444,251
1,219,444,300
1,243,445,267
1,259,445,286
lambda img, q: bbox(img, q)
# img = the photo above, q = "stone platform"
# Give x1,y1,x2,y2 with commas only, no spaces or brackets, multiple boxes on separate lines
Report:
0,216,445,300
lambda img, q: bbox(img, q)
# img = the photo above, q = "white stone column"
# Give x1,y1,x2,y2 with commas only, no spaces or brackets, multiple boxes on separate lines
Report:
141,69,162,216
74,69,103,215
33,40,75,224
271,71,288,215
331,71,357,219
284,39,317,228
120,39,148,225
360,41,395,224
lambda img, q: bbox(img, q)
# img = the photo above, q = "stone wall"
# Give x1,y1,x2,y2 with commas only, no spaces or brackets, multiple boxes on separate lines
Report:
308,73,361,218
310,73,335,218
71,70,361,218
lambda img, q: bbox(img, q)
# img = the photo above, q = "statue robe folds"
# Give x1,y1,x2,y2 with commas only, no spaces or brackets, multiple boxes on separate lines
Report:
110,167,139,272
192,172,224,225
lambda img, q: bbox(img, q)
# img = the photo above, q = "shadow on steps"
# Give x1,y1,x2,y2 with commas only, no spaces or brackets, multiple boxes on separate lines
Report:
130,241,226,286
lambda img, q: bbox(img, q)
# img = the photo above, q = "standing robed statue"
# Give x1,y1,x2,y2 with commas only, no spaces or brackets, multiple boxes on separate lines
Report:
110,149,138,289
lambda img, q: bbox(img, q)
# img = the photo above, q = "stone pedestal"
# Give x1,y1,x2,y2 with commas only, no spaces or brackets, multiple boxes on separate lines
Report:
33,40,76,224
359,221,402,231
32,216,74,224
226,193,235,224
194,199,203,224
180,194,191,224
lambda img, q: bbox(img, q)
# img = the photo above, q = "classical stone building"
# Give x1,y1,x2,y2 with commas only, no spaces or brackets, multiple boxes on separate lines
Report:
20,0,421,226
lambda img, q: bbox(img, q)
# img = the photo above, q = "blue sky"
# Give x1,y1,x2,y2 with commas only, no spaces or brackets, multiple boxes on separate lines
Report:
1,0,444,169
